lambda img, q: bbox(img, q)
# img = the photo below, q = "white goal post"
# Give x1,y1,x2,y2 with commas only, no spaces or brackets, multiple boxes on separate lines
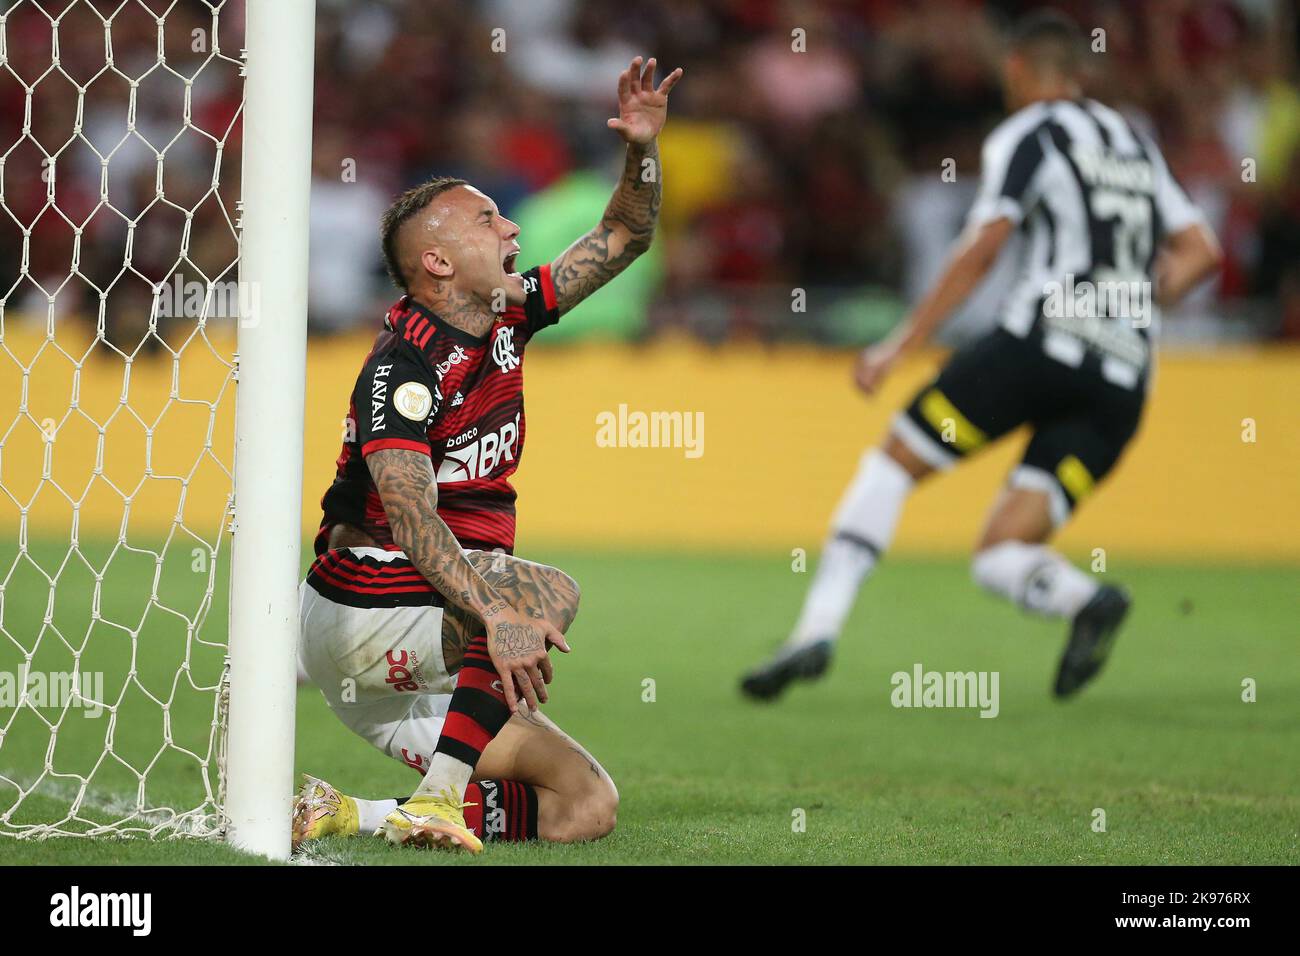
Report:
225,0,315,860
0,0,314,860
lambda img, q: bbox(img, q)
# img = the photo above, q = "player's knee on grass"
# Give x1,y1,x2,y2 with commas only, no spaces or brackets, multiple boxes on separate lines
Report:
535,723,617,842
577,774,619,842
543,764,618,843
475,711,616,841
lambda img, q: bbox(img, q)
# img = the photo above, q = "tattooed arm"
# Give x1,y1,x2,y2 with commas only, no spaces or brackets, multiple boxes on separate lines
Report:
550,141,660,313
440,552,581,673
550,56,682,314
366,447,569,711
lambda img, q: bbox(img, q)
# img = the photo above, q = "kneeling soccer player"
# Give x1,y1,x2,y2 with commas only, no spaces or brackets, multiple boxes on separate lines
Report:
295,553,617,849
294,712,617,848
297,57,681,852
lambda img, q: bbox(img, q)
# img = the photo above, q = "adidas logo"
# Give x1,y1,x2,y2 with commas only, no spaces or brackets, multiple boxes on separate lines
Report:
451,391,464,407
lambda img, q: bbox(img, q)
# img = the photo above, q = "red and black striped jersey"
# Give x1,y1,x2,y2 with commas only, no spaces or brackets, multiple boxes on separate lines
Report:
316,264,559,563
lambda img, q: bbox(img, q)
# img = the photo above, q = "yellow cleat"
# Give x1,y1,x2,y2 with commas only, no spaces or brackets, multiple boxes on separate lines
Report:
292,774,360,849
380,786,483,854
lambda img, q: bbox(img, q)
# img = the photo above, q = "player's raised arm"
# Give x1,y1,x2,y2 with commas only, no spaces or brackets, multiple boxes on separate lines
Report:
549,56,683,315
365,447,568,712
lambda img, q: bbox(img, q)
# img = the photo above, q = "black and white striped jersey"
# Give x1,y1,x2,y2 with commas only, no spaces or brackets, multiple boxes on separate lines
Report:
967,98,1204,388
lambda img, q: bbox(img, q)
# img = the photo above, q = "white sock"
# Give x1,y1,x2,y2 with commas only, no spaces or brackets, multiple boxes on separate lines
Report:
355,797,398,833
790,449,915,646
412,752,472,801
971,540,1098,619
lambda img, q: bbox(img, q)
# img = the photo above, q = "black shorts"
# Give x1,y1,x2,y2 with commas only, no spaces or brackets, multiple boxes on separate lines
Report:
896,327,1146,520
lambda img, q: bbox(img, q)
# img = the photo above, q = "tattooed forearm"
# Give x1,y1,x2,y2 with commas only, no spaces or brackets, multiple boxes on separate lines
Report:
440,551,580,673
607,140,660,244
366,448,510,625
468,552,581,631
550,140,660,313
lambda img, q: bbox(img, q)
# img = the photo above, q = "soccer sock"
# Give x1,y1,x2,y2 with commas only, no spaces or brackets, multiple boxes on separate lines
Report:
790,449,915,646
412,634,511,802
462,779,539,842
971,540,1099,618
388,779,539,841
355,797,398,834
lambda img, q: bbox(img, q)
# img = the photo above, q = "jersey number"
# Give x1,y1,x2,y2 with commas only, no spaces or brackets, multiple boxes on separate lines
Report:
1091,187,1153,285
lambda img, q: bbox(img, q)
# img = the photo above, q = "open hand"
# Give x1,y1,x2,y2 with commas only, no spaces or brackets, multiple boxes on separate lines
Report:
483,605,570,714
607,56,683,145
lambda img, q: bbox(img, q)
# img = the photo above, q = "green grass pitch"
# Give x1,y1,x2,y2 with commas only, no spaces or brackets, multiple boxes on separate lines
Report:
1,538,1296,865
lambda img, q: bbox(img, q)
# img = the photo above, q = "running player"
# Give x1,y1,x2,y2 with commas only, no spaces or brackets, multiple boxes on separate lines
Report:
741,12,1221,701
297,57,682,852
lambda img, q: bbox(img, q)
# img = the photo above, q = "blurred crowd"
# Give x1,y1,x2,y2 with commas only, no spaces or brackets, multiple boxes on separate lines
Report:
3,0,1299,347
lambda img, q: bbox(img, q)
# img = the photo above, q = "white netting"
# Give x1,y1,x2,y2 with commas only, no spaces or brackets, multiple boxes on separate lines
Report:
0,0,244,838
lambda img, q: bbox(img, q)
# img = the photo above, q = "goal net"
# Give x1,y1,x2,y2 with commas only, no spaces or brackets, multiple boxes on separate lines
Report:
0,0,309,854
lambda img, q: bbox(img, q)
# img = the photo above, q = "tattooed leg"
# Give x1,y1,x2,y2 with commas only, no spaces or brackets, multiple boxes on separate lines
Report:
387,558,607,842
332,709,616,845
453,561,608,840
470,709,617,842
382,550,582,830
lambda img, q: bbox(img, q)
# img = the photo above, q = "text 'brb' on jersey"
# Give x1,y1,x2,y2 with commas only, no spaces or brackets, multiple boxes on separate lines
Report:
318,265,559,557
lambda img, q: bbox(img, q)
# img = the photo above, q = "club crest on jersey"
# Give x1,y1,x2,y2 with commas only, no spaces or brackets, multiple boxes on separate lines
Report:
492,325,520,374
393,381,433,421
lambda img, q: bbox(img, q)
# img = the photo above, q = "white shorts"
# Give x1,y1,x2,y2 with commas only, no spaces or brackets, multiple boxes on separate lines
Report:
298,546,456,774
